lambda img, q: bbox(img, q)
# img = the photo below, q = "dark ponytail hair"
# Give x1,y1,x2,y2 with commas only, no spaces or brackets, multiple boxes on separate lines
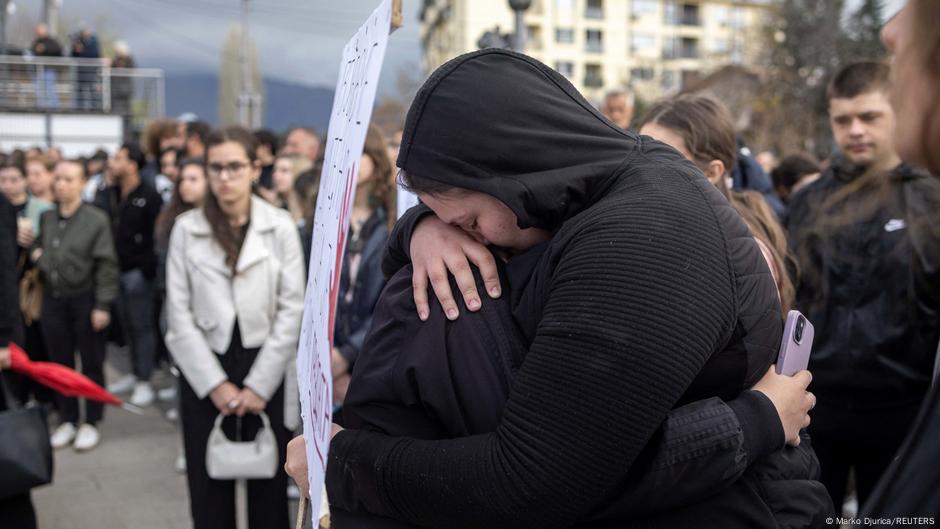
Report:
204,126,259,272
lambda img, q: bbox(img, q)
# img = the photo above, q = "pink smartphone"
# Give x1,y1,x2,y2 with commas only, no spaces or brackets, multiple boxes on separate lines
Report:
776,310,814,376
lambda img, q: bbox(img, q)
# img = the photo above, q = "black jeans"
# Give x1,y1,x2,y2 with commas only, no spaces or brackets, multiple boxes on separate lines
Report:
179,328,290,529
116,269,156,381
41,290,106,425
15,318,55,406
809,398,922,514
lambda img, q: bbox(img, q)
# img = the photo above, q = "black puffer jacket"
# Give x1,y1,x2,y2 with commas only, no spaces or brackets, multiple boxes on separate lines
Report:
787,161,940,407
326,49,830,528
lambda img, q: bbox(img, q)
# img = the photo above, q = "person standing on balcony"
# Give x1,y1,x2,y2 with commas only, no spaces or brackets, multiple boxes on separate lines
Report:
29,23,62,110
70,29,101,111
110,41,136,136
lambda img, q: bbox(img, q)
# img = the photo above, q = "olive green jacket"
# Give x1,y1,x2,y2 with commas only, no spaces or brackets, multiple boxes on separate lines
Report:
35,204,119,310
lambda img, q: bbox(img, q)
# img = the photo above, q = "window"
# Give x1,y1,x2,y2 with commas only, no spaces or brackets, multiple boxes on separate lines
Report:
680,3,700,26
713,5,730,26
527,25,543,49
584,63,604,87
710,37,730,54
631,0,658,18
586,0,604,19
663,38,676,59
663,37,699,59
665,2,700,25
556,28,575,43
664,1,677,24
729,7,746,29
662,70,678,92
630,32,656,52
586,29,603,53
679,37,699,58
555,61,575,79
630,67,655,81
731,39,745,64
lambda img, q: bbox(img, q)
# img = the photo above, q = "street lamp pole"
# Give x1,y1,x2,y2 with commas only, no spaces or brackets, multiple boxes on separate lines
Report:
508,0,531,53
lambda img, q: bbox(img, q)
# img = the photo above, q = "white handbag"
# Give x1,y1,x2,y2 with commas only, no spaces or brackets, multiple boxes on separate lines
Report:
206,412,278,480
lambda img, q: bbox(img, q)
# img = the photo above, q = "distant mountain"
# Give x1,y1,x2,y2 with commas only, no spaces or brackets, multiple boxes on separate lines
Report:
165,73,334,133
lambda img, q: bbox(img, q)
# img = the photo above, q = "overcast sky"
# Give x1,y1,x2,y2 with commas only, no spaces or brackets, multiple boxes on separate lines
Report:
8,0,423,95
7,0,906,95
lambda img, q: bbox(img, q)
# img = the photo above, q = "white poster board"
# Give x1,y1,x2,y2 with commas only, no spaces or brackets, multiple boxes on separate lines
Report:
295,0,395,522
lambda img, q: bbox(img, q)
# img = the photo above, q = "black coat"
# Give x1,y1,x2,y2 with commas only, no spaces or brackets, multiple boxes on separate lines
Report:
0,194,19,346
93,183,163,279
327,49,830,528
333,207,390,369
787,161,940,407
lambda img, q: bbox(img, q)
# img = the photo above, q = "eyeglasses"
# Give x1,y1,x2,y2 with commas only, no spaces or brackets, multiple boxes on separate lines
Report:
207,162,250,177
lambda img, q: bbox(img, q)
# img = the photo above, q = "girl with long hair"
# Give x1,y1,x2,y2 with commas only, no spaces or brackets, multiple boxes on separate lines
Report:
328,124,396,402
638,93,797,313
271,153,312,224
164,126,304,529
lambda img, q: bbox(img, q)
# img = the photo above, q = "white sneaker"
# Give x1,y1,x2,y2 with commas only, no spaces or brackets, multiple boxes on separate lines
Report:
73,424,100,452
107,374,137,394
130,382,155,407
174,451,187,474
165,407,179,421
287,483,300,500
157,386,177,402
50,423,77,449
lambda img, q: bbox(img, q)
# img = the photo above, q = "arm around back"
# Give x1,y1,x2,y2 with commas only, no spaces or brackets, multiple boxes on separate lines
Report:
326,201,738,528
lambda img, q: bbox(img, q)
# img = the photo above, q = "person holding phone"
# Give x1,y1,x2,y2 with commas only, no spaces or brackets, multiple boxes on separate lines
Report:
165,126,304,529
293,50,828,527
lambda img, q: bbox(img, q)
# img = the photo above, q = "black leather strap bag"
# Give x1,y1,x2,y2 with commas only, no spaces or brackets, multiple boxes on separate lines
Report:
0,373,53,498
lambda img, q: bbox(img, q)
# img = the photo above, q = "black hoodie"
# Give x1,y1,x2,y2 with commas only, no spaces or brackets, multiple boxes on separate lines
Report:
326,50,828,528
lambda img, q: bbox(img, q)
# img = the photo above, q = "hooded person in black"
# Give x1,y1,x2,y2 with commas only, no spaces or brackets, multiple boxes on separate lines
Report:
331,239,823,529
324,50,830,528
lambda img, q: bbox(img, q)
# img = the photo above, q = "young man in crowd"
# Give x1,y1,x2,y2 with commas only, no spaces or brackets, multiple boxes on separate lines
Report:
787,61,940,514
95,143,163,407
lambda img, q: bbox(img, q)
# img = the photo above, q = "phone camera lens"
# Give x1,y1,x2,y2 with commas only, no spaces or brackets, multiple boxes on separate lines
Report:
795,316,805,342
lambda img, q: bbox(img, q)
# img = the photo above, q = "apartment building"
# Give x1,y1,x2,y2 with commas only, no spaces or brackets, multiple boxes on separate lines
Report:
420,0,774,104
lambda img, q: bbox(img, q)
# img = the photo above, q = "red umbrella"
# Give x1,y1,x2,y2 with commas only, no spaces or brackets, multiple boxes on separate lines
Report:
7,343,142,413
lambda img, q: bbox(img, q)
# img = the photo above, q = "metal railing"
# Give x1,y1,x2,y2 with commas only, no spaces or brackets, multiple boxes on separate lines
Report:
0,55,164,130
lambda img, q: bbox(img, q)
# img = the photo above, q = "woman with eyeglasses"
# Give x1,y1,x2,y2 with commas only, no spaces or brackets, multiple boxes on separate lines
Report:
164,126,305,529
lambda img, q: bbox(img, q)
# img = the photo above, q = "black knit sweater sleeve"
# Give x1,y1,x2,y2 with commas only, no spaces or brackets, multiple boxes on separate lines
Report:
326,197,738,528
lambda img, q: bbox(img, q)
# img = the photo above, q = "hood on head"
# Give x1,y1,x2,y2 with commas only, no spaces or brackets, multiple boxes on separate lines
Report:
398,49,639,230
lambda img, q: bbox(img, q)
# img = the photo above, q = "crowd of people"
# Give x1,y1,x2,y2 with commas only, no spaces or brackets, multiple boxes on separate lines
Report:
1,1,939,528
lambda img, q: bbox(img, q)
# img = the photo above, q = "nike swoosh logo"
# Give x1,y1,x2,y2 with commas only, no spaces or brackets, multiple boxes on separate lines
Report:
884,219,907,232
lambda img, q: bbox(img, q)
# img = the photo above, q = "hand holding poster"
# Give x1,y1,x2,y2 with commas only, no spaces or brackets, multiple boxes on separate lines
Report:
294,0,398,523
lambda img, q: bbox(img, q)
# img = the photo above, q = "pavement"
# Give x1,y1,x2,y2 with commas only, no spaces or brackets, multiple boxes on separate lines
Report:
30,345,307,529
